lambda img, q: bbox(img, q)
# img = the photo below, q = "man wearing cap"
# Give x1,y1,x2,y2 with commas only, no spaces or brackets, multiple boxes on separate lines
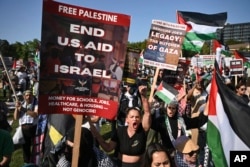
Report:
174,135,200,167
14,90,38,164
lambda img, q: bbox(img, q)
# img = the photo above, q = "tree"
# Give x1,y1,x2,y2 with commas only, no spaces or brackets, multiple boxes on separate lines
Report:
127,39,147,50
0,39,10,56
0,38,41,61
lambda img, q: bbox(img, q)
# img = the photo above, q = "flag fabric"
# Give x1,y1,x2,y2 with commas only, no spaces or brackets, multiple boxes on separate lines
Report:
213,40,231,57
234,50,250,68
31,114,48,165
155,81,179,104
177,11,227,52
139,49,144,64
34,49,40,65
207,66,250,167
12,59,16,70
43,114,75,160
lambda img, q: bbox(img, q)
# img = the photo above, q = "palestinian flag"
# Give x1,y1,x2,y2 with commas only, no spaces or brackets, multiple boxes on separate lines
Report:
12,59,17,70
177,11,227,52
207,67,250,167
234,50,250,68
155,81,178,104
34,49,40,65
213,40,231,57
139,49,144,64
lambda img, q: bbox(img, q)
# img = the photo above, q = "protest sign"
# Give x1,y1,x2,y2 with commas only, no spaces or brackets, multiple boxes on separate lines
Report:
143,20,186,71
122,48,141,84
39,0,130,120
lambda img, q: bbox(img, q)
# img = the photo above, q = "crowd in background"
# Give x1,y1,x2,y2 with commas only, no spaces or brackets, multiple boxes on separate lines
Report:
0,59,250,167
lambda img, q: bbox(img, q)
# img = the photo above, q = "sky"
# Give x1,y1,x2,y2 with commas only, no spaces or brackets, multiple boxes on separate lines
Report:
0,0,250,44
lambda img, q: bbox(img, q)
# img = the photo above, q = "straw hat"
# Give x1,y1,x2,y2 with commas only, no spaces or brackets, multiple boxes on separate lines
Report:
173,135,199,154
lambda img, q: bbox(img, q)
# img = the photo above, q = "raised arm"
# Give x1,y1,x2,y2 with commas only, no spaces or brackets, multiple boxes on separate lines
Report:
139,85,152,131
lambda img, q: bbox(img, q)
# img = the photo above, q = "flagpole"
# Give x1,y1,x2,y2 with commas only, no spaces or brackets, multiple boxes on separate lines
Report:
149,67,160,103
71,115,83,167
0,52,18,101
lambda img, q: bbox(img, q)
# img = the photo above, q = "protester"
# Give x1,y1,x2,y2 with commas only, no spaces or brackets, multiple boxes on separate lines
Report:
186,81,207,145
89,85,151,167
235,81,249,104
156,69,164,87
40,114,75,167
0,100,9,116
117,83,141,126
109,59,125,81
245,77,250,106
1,71,9,98
0,101,14,167
224,78,235,91
15,65,28,93
141,142,173,167
222,66,231,81
152,99,188,161
182,99,214,167
0,111,11,133
13,90,38,164
174,135,200,167
31,76,39,99
0,129,14,167
54,127,98,167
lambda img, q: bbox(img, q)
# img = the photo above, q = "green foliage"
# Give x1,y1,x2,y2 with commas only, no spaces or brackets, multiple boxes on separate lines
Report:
225,39,242,45
127,39,147,50
0,40,10,56
200,41,211,55
0,38,40,60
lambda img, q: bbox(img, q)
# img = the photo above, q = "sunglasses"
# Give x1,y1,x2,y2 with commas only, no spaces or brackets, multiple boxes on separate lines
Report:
187,150,199,156
240,88,246,91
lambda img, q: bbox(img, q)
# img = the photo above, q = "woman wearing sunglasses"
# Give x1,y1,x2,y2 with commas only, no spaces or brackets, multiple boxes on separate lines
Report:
235,81,249,104
173,135,200,167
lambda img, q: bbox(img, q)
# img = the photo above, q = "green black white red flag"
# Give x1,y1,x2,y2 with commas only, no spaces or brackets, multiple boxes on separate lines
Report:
207,63,250,167
177,11,227,52
213,40,231,57
234,50,250,68
155,81,179,104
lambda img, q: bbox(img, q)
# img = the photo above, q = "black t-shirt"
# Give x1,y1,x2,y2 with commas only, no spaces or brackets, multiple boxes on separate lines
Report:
111,125,147,156
152,115,183,150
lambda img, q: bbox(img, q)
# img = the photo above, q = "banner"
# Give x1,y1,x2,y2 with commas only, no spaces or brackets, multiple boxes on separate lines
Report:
122,48,141,84
163,58,189,86
230,59,243,76
39,0,130,119
191,55,216,67
143,20,187,71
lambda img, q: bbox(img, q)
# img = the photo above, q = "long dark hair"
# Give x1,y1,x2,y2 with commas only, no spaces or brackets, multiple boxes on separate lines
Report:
141,143,173,167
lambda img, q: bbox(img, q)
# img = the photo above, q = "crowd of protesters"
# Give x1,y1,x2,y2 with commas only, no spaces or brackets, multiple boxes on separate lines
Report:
1,59,250,167
0,63,39,167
